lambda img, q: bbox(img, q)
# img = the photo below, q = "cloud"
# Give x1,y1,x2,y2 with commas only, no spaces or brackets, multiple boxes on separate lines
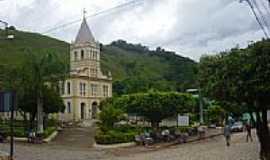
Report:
0,0,267,60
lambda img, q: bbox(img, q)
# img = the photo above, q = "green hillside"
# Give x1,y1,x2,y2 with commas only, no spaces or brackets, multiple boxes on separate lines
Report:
0,30,197,95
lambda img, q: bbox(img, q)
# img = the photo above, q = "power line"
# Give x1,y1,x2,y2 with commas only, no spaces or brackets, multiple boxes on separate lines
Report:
252,0,270,33
260,0,270,18
240,0,269,38
42,0,144,34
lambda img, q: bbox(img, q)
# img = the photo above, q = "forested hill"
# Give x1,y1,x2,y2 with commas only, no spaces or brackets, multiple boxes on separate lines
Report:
0,29,197,95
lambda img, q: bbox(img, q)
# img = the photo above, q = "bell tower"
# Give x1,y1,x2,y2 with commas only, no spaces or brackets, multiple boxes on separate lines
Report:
70,15,101,78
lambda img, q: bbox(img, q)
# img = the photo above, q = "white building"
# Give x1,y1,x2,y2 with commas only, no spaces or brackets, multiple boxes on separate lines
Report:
59,16,112,122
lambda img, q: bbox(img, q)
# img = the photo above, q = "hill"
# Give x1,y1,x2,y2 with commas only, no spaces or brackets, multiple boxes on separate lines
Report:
0,29,197,95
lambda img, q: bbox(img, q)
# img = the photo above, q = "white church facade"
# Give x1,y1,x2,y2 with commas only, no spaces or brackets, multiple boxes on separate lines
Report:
59,17,112,122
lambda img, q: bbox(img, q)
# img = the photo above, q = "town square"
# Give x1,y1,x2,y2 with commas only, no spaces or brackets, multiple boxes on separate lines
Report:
0,0,270,160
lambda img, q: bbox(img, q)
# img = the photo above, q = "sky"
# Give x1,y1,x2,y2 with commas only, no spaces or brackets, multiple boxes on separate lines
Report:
0,0,269,61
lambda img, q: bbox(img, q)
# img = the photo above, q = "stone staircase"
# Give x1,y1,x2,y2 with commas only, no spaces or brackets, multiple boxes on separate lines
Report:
78,119,98,128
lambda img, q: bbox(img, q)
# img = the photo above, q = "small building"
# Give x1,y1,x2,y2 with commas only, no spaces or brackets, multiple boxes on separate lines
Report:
59,17,112,122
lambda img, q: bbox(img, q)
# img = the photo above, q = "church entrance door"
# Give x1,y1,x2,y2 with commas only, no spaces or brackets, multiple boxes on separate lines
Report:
92,102,98,119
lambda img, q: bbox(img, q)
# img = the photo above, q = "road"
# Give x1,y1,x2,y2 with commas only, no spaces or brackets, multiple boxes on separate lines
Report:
0,131,259,160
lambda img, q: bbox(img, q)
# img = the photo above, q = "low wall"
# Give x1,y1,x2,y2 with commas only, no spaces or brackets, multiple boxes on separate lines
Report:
0,151,9,160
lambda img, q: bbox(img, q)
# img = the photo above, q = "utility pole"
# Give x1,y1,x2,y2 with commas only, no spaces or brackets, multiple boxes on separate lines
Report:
199,88,204,124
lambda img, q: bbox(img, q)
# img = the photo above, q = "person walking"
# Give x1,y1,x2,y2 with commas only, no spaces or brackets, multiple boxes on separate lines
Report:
245,122,253,142
224,124,231,146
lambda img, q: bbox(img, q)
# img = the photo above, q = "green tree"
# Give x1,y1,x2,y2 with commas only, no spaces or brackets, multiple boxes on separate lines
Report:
199,39,270,160
207,104,225,126
98,105,125,131
2,51,66,134
102,92,195,129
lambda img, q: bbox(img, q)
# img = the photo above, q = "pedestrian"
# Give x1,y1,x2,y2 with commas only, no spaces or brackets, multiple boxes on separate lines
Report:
245,122,253,142
224,124,231,146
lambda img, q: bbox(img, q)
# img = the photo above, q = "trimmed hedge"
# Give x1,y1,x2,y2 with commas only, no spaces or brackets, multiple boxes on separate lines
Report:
95,130,137,144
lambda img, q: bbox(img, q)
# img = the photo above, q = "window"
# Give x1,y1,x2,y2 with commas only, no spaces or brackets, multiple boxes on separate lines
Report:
74,51,78,61
67,82,71,95
79,83,86,96
91,84,98,96
81,50,84,59
83,83,86,96
67,102,71,113
103,85,108,97
79,82,83,95
93,51,96,60
61,81,65,95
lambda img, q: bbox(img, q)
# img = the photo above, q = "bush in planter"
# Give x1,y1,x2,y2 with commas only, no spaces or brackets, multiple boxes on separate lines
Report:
95,130,137,144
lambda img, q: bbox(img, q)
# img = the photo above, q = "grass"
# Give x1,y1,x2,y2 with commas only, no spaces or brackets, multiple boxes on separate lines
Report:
0,120,57,138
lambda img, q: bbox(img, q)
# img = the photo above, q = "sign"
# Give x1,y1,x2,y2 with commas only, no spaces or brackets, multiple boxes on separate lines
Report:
178,115,189,126
0,91,16,112
268,110,270,122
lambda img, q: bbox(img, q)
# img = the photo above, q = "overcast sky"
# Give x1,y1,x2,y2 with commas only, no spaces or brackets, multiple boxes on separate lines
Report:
0,0,269,61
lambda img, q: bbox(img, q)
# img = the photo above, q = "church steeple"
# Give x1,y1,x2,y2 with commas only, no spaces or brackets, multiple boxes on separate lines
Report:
75,11,95,44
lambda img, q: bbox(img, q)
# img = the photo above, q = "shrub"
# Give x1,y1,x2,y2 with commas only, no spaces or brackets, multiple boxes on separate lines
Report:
99,105,125,130
43,127,56,138
95,130,137,144
176,126,192,133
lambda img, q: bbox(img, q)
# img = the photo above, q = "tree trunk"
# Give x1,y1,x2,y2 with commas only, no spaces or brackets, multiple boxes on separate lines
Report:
43,114,48,130
22,111,28,133
37,95,44,134
30,111,36,130
255,110,270,160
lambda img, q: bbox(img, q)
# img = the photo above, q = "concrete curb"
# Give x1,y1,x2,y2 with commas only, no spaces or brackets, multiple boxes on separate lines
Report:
43,131,58,143
94,132,223,150
7,137,27,142
0,151,9,160
94,142,136,149
6,130,58,143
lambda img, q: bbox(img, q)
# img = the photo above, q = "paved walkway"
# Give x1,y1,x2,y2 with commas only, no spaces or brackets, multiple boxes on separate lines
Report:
109,132,260,160
0,130,260,160
48,120,96,148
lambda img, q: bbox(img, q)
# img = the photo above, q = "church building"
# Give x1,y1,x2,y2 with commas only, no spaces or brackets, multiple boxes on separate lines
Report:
59,17,112,122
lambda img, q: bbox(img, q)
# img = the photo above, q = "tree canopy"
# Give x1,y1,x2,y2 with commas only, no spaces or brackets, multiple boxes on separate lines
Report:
1,51,66,132
100,92,196,128
199,39,270,159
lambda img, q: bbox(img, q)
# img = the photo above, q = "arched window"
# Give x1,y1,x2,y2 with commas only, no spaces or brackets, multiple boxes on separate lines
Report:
79,82,83,95
81,50,84,59
67,82,71,94
74,51,78,61
67,102,71,113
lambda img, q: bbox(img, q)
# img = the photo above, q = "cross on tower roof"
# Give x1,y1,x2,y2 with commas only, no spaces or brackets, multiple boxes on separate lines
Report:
83,8,87,18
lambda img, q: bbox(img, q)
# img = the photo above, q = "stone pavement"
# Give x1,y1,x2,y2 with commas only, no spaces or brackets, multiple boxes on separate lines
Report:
48,119,96,148
106,131,260,160
0,130,260,160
